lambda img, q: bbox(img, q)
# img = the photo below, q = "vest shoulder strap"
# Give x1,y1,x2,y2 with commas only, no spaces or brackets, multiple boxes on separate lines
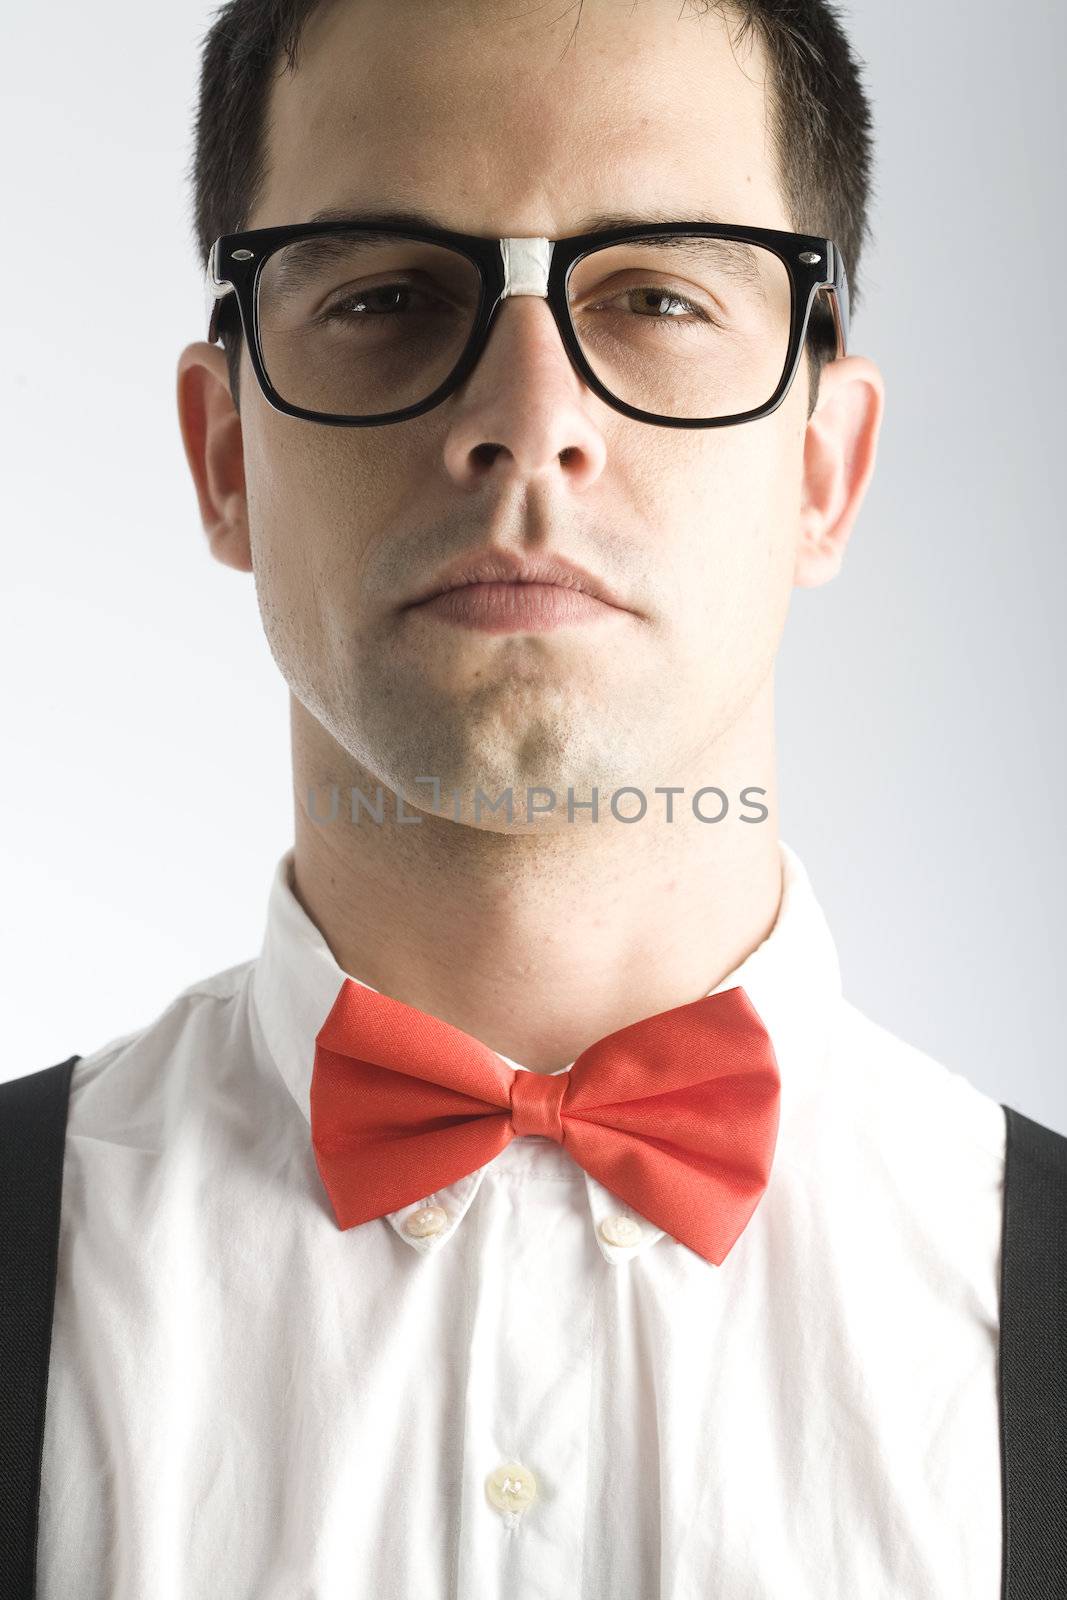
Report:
999,1102,1067,1598
0,1056,78,1600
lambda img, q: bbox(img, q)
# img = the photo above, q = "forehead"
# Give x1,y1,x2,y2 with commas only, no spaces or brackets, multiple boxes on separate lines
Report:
251,0,788,238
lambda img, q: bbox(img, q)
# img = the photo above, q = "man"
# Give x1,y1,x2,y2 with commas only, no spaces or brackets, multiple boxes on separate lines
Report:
2,0,1063,1596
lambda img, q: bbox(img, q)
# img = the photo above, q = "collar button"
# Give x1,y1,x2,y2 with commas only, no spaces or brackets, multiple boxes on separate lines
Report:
599,1213,643,1248
403,1203,449,1238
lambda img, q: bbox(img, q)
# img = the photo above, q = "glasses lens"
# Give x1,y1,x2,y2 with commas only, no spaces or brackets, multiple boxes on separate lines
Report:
256,232,483,417
566,235,793,420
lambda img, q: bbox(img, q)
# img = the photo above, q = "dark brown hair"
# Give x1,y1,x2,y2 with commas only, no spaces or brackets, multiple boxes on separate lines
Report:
187,0,874,413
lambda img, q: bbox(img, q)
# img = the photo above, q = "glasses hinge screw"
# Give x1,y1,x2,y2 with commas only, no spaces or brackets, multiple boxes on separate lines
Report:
798,250,822,265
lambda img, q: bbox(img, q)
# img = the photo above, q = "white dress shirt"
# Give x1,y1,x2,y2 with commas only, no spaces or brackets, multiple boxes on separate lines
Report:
38,840,1007,1599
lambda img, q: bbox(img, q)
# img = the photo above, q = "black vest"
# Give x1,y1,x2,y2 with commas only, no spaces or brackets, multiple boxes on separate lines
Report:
0,1056,1064,1597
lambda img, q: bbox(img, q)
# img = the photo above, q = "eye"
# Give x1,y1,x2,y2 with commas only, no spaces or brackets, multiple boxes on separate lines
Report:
321,281,428,320
619,286,711,320
580,282,722,330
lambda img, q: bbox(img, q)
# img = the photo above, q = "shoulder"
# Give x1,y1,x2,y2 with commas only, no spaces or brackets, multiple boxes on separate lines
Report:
836,1007,1067,1173
59,956,260,1139
828,995,1009,1169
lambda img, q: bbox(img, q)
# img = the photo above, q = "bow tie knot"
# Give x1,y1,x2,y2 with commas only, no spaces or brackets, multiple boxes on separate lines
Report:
509,1066,568,1140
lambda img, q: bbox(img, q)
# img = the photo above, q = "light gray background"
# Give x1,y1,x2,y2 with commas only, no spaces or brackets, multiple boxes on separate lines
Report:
3,1,1064,1130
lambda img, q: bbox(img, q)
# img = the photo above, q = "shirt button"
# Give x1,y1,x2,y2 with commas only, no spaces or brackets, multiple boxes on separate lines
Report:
599,1213,643,1248
485,1462,538,1515
403,1204,448,1238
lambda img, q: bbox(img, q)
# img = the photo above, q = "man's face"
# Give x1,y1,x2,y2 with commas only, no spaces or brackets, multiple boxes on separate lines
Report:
239,0,812,822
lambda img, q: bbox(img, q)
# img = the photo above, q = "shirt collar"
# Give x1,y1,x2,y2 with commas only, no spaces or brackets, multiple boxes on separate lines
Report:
251,839,841,1265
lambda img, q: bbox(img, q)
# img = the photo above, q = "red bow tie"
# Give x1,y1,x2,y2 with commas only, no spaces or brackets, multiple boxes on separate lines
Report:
310,979,781,1265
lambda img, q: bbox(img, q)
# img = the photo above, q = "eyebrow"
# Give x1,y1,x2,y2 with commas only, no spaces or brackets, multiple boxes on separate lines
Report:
303,204,730,236
287,204,768,302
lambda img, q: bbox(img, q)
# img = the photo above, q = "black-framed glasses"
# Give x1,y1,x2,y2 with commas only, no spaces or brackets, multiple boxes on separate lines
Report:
204,218,850,430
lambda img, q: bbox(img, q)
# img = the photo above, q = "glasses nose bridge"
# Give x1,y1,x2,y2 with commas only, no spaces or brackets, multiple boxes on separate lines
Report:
498,236,555,301
485,234,573,370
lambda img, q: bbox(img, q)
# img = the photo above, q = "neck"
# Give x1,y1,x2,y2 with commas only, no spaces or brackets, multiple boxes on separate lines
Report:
289,682,782,1072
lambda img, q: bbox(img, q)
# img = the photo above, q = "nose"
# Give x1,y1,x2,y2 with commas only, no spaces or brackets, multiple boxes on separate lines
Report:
439,295,609,491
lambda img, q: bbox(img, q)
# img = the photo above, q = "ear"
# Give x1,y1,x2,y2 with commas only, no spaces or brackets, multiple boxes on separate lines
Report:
794,354,885,588
175,341,252,573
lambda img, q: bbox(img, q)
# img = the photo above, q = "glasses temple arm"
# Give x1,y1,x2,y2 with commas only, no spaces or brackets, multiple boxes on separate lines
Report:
204,242,235,345
827,242,851,357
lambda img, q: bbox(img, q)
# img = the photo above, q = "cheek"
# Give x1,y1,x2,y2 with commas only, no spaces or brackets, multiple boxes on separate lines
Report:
733,466,801,657
243,402,370,585
661,408,803,719
241,412,351,681
685,407,803,601
241,408,419,713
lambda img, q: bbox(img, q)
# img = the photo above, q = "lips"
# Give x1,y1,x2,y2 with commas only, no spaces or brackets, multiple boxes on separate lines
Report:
412,581,621,633
404,548,628,613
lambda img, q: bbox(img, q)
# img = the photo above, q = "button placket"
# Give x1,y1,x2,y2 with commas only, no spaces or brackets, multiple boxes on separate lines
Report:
455,1153,592,1594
